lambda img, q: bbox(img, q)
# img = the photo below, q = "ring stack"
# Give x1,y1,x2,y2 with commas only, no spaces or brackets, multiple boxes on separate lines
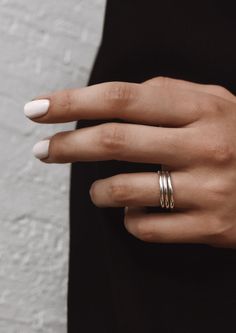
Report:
158,170,175,210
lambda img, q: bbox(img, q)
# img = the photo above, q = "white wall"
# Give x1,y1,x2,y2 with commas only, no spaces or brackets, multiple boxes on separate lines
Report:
0,0,106,331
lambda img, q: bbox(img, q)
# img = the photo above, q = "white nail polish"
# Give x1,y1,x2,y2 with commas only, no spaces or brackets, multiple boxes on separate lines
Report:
32,140,50,160
24,99,50,119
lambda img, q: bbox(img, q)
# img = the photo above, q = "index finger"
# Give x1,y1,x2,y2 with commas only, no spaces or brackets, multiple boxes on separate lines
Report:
24,81,212,127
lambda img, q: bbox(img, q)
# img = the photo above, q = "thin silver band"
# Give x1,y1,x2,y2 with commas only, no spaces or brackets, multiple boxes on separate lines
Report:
157,170,175,210
166,171,175,209
158,170,165,208
162,172,170,209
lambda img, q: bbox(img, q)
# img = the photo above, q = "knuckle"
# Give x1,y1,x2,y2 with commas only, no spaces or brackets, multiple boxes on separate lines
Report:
204,141,234,165
59,89,73,113
210,85,231,99
150,76,171,88
103,82,136,112
193,95,218,116
99,123,126,156
200,95,228,118
108,179,130,205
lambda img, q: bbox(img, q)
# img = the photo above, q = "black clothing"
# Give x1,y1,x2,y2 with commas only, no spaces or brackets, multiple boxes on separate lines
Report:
68,1,236,332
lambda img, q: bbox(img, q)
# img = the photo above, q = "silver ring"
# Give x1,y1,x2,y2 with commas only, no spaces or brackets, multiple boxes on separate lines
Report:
166,171,175,209
157,170,175,210
162,171,170,209
158,170,165,208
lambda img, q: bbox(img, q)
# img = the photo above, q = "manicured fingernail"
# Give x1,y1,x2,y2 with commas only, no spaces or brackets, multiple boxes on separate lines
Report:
32,140,50,160
24,99,50,119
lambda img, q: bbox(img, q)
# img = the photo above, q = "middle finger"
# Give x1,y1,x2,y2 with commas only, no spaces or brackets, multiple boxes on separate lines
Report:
36,122,194,166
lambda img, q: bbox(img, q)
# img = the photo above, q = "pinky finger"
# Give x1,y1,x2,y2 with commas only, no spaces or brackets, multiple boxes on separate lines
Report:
124,207,207,245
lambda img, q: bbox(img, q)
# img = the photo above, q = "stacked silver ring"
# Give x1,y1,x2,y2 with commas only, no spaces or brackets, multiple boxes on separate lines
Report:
157,170,175,209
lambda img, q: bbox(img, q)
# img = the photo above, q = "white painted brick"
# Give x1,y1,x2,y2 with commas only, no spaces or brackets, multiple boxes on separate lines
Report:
0,0,106,331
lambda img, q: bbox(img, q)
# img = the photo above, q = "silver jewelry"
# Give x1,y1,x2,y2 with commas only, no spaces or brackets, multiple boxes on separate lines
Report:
158,170,165,208
163,171,170,209
166,171,175,209
157,170,175,210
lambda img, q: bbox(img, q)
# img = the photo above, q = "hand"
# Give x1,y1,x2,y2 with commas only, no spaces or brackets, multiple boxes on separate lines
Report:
24,77,236,248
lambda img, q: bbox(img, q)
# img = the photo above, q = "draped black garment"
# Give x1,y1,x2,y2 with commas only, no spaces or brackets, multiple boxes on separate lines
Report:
68,1,236,332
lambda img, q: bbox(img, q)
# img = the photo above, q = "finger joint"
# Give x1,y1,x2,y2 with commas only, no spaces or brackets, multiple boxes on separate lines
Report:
99,123,126,157
103,82,136,115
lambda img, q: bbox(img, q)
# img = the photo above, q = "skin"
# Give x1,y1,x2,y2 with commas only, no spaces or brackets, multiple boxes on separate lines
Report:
30,77,236,248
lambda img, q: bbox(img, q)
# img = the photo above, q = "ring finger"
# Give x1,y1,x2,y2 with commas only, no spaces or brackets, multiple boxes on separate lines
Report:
89,172,201,209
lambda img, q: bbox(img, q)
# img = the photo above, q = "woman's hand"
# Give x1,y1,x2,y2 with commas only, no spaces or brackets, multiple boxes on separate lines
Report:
24,77,236,248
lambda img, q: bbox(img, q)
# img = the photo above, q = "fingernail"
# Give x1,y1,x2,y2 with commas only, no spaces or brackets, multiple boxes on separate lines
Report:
32,140,50,160
124,206,129,214
24,99,50,119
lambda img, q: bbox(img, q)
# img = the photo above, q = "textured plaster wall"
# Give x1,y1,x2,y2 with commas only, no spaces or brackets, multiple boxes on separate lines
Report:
0,0,106,332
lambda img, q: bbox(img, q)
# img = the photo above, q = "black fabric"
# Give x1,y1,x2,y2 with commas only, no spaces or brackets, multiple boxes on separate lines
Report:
68,1,236,332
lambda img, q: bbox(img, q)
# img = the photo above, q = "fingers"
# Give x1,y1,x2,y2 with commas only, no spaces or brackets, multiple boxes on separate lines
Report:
24,81,212,127
36,123,193,166
124,207,206,244
89,172,200,209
